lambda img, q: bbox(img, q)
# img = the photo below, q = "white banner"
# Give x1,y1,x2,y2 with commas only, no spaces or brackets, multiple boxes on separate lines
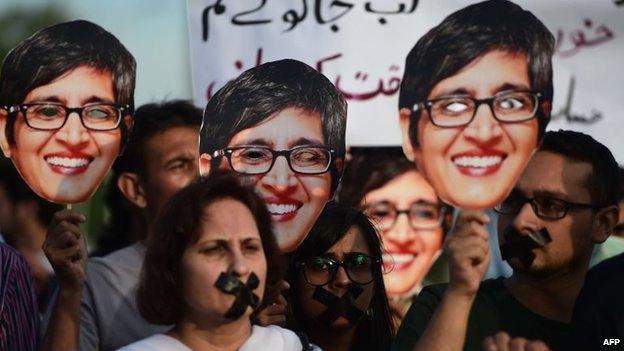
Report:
187,0,624,163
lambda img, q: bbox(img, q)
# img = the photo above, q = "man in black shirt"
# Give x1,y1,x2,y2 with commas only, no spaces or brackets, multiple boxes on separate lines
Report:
571,252,624,350
568,168,624,350
394,131,620,351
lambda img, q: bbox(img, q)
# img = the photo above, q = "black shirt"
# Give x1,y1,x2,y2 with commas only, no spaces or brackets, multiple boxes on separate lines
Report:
572,252,624,351
393,278,571,351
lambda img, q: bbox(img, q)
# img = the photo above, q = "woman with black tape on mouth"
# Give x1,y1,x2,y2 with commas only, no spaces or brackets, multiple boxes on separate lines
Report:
286,203,394,351
119,171,308,351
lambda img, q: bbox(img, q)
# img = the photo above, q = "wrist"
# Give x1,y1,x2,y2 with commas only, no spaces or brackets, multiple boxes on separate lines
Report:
446,284,479,301
58,283,84,300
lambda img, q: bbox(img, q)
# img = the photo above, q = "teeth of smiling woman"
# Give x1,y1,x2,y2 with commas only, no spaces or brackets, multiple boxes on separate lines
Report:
46,156,90,168
453,156,502,168
384,253,416,264
266,203,298,215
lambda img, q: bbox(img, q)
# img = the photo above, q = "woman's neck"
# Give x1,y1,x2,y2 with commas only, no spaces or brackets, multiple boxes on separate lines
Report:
170,314,253,351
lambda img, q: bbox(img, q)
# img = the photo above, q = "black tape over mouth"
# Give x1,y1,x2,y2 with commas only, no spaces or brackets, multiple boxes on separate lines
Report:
500,226,552,268
312,284,365,326
215,272,261,319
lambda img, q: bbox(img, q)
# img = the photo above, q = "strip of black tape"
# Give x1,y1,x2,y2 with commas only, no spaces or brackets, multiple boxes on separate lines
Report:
500,227,552,267
215,272,260,319
313,284,364,326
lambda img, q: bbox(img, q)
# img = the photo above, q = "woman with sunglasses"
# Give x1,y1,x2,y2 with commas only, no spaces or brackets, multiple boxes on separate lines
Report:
286,202,394,351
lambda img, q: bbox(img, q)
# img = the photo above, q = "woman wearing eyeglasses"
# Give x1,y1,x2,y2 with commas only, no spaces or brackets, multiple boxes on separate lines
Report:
338,147,451,328
286,202,394,351
0,68,134,204
198,59,347,253
0,21,135,205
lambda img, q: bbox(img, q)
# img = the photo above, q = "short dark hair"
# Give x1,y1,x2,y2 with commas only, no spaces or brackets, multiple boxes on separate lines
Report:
539,130,620,206
137,170,283,325
338,147,416,207
0,20,136,147
399,0,554,147
286,202,394,350
199,59,347,193
112,100,202,179
338,147,453,234
94,100,201,255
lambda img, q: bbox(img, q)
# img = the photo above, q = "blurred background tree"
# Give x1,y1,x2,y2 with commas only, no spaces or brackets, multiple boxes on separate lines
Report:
0,5,67,59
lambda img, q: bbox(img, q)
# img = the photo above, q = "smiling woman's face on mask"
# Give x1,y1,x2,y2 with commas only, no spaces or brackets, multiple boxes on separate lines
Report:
400,50,541,209
0,66,129,204
216,107,333,253
361,170,443,296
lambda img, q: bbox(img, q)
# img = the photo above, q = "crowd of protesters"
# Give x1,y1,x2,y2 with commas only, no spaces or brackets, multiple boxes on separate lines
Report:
0,1,623,351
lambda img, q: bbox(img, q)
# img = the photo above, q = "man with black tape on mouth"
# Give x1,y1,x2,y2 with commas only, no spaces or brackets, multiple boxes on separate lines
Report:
286,203,394,351
394,130,619,351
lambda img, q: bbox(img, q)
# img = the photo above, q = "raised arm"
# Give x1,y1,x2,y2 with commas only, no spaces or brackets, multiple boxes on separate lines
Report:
41,210,87,351
411,210,491,351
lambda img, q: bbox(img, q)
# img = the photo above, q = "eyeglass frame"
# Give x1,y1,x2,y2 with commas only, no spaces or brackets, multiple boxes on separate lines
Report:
212,145,335,175
296,253,381,287
363,200,447,231
11,102,133,131
493,194,605,220
412,91,542,128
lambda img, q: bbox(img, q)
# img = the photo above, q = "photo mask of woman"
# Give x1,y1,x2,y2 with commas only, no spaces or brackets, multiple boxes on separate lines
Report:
0,20,135,204
199,59,347,252
397,1,554,209
338,147,450,323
